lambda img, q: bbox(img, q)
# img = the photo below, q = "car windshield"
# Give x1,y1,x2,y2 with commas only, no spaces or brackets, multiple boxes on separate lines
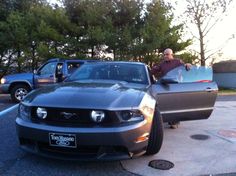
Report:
67,63,149,85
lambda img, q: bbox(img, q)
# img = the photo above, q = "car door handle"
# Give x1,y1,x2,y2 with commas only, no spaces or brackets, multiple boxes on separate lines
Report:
205,87,214,92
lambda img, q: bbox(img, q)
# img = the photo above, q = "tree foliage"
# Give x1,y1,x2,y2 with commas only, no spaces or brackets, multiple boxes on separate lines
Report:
0,0,192,77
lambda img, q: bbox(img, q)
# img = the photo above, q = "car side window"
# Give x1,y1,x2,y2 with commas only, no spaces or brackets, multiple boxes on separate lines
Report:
162,66,213,83
38,62,57,75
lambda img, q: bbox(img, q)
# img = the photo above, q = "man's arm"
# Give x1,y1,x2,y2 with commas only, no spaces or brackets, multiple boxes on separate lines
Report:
185,63,192,70
178,59,191,71
151,64,160,76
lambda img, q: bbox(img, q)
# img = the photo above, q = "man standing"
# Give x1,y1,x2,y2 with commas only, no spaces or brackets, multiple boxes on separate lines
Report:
151,48,191,78
151,48,191,129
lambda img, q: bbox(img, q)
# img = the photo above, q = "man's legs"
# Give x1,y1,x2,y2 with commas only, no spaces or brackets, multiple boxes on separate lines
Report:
168,121,180,129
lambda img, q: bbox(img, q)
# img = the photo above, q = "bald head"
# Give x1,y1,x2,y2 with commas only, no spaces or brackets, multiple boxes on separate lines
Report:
164,48,174,61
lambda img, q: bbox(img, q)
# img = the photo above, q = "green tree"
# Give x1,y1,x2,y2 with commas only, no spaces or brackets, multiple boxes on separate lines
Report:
140,1,191,64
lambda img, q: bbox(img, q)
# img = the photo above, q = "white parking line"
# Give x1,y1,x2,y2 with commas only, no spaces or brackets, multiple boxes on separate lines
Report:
0,104,19,117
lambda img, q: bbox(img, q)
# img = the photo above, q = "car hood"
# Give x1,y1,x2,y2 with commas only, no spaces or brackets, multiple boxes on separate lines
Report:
23,81,147,110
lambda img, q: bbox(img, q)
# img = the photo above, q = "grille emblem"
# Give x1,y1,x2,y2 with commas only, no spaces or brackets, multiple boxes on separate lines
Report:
60,112,78,119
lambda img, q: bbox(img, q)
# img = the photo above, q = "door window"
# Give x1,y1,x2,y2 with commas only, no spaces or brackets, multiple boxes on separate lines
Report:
38,62,57,75
162,66,213,83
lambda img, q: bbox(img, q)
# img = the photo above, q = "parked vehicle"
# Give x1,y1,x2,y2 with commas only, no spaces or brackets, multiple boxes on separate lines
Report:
0,58,97,102
16,62,218,160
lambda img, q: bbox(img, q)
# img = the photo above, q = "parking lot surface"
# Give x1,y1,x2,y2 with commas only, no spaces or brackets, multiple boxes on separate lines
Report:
121,100,236,176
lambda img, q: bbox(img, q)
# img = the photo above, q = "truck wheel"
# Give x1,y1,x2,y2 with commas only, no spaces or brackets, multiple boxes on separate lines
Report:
146,110,164,155
10,84,30,103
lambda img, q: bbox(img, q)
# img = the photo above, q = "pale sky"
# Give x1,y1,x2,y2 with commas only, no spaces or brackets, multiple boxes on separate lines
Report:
49,0,236,62
169,0,236,63
211,1,236,61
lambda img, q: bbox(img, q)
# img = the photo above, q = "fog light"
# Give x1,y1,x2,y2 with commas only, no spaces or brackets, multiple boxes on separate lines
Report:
135,133,149,143
90,110,105,123
36,107,47,119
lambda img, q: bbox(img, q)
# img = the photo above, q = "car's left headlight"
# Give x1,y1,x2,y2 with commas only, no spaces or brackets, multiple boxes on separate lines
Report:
0,78,6,84
18,103,31,120
117,110,144,122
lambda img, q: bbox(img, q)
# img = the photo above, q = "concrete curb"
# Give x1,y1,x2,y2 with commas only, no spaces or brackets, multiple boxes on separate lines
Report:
218,92,236,96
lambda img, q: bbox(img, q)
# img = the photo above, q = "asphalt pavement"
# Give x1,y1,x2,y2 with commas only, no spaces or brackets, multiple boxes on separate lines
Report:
0,94,236,176
0,95,15,112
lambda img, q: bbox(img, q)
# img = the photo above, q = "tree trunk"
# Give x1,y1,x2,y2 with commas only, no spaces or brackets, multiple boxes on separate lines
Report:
113,49,116,61
31,42,36,71
17,50,21,73
197,20,205,66
199,36,205,66
91,46,94,58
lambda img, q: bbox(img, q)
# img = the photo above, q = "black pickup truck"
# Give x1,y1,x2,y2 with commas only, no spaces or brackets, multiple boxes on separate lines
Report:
0,58,97,102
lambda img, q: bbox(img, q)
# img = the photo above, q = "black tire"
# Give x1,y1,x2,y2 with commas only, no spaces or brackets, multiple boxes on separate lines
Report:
146,110,164,155
10,84,30,103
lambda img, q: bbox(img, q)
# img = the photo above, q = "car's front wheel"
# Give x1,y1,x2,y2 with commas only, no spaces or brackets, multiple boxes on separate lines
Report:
10,84,30,103
146,110,164,155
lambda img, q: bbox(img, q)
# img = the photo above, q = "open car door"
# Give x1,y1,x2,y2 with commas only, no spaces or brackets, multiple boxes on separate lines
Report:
34,61,57,88
151,66,218,122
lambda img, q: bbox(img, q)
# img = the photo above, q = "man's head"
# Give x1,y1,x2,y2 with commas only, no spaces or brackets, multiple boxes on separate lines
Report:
163,48,174,61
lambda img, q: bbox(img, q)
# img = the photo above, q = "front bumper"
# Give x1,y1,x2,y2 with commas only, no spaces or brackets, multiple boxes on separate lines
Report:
16,117,152,161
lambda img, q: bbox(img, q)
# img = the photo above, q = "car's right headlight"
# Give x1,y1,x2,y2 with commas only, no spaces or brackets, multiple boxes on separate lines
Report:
0,78,6,84
117,110,145,122
18,103,31,120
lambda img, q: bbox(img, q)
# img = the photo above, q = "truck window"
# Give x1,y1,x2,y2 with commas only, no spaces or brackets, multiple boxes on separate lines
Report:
38,62,57,75
67,62,82,74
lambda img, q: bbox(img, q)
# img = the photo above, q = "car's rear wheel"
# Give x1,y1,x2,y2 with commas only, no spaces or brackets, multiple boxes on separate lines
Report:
146,109,164,155
10,84,30,103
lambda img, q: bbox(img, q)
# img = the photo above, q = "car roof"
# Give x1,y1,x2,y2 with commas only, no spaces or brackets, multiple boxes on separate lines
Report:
46,59,146,66
83,61,146,66
46,58,100,63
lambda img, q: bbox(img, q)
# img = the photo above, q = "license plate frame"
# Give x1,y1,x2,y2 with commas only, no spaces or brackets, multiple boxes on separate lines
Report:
49,133,77,148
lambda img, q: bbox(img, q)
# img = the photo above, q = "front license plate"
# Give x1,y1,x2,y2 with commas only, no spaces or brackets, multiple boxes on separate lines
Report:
49,133,77,148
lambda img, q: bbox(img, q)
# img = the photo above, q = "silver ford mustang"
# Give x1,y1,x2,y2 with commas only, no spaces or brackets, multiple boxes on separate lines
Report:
16,62,218,160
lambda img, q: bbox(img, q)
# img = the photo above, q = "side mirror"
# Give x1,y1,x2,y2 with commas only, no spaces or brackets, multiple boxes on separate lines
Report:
160,77,178,84
33,69,37,74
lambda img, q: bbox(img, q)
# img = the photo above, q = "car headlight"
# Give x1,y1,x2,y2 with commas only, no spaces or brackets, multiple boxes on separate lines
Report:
117,110,144,122
36,107,47,119
0,78,6,84
18,103,31,120
139,93,156,119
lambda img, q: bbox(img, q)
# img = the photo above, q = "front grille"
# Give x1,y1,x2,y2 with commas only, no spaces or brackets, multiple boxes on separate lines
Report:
31,107,119,126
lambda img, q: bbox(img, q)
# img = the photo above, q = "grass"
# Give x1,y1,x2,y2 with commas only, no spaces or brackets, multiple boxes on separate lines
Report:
218,88,236,94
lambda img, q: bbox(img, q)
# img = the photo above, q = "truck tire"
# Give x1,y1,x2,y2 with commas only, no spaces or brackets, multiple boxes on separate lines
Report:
10,84,30,103
146,110,164,155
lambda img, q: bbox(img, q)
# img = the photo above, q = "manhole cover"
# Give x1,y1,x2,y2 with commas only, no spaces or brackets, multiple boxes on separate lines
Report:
218,130,236,138
190,134,210,140
148,160,174,170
